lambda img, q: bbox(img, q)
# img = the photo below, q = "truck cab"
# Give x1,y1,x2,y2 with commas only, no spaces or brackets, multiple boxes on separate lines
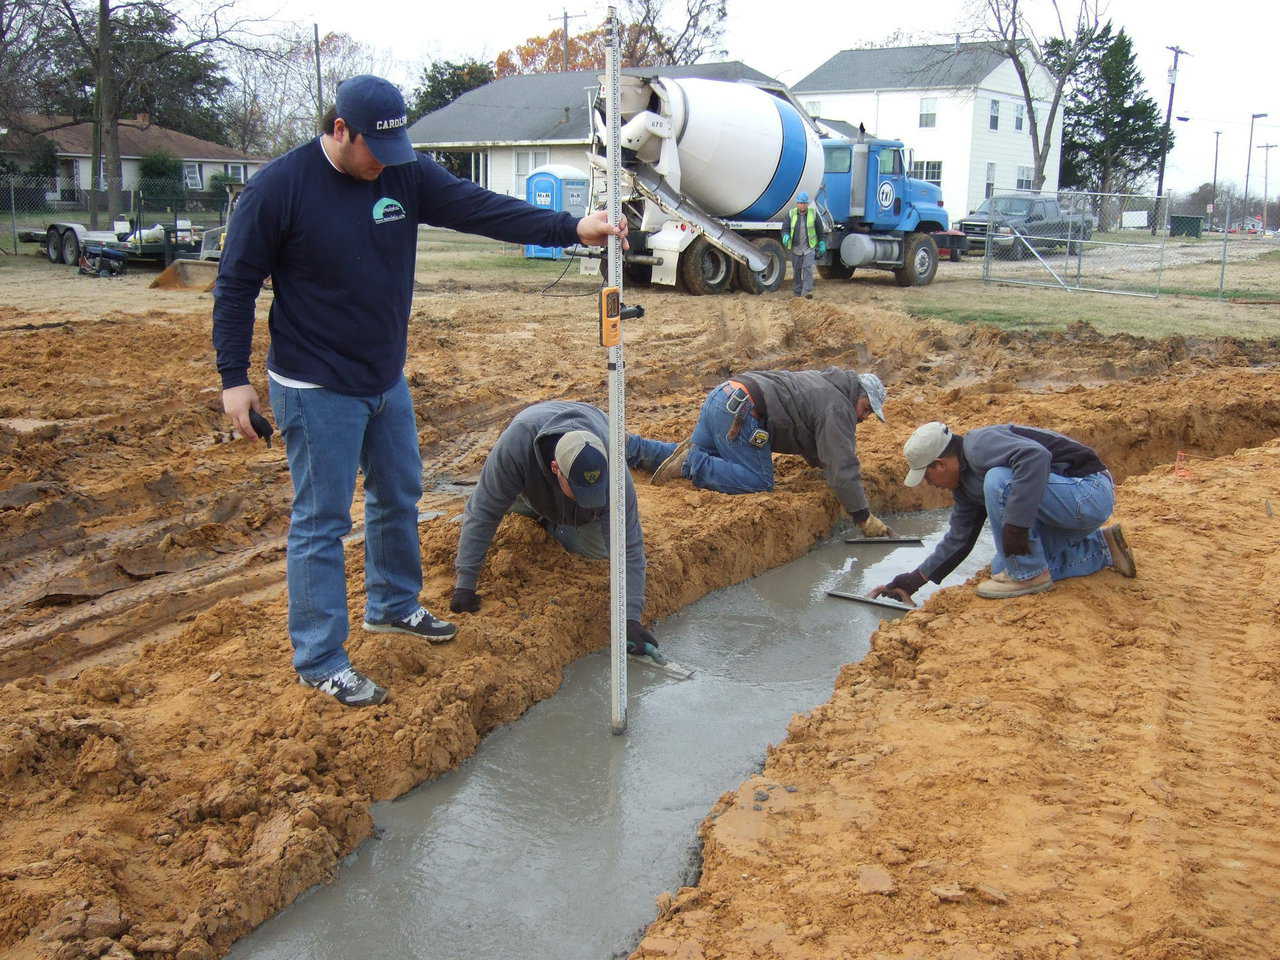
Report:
817,135,949,286
820,137,947,233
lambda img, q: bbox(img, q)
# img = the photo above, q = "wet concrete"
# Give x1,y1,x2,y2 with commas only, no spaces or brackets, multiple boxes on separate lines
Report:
228,510,994,960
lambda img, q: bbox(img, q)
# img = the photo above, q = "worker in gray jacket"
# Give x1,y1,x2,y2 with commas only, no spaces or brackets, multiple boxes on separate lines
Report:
450,401,659,654
628,369,893,538
871,421,1137,602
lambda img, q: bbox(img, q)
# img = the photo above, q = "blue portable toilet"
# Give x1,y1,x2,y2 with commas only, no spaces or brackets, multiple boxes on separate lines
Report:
524,164,590,259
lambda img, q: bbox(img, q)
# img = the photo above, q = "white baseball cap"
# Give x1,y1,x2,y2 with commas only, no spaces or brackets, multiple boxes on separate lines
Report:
903,421,953,487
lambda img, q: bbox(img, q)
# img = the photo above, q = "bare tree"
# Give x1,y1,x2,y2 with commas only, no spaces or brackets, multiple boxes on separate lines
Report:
963,0,1103,191
51,0,267,224
0,0,61,126
218,28,399,158
621,0,728,64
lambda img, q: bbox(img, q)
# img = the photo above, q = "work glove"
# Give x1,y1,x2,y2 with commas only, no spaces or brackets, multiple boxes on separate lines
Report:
449,587,481,613
861,514,893,538
1001,523,1031,557
870,570,927,604
781,234,791,249
626,619,658,656
817,240,827,256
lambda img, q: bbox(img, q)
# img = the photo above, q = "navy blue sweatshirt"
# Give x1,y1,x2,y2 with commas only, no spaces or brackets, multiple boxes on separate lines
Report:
213,139,581,395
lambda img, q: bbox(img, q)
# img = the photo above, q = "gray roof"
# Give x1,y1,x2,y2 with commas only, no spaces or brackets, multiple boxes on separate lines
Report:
408,61,777,147
794,42,1008,93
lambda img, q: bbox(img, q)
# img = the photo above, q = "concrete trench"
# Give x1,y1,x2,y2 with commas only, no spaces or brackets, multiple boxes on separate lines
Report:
227,510,995,960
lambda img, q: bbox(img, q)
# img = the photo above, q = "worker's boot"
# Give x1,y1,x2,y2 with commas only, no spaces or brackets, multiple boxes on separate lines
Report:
651,439,692,485
299,666,388,707
975,569,1053,599
1102,524,1137,577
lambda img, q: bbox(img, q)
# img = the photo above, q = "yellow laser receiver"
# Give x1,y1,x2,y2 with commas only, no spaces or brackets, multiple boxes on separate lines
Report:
599,286,621,347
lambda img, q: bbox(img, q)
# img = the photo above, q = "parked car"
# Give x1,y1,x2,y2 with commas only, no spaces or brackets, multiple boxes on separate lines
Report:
959,196,1093,258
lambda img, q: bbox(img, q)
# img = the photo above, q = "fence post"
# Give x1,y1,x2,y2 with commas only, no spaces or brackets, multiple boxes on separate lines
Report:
1218,198,1231,299
8,177,16,256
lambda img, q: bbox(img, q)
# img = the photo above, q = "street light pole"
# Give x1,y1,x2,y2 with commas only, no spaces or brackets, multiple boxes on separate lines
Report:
1259,143,1277,233
1154,45,1190,233
1243,113,1268,232
1211,130,1221,228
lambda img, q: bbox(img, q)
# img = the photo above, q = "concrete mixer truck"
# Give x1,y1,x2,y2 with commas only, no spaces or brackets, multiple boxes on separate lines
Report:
585,75,950,294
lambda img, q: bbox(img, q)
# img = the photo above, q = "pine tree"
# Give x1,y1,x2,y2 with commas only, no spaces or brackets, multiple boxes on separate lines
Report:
1059,27,1167,205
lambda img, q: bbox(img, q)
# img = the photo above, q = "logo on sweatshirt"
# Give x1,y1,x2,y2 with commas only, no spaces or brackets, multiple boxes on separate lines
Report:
372,197,405,224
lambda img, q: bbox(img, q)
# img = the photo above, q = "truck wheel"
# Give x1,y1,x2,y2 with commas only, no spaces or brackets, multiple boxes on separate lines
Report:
817,260,855,280
46,227,63,263
679,236,733,295
894,232,938,286
598,255,653,287
61,230,81,267
735,237,786,294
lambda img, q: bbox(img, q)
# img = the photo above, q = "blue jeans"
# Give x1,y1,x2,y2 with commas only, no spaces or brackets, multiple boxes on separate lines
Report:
270,377,424,681
984,467,1114,582
625,384,774,494
510,495,607,560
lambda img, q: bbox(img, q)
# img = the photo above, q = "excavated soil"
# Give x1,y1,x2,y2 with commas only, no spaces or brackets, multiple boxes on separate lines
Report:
1,259,1279,960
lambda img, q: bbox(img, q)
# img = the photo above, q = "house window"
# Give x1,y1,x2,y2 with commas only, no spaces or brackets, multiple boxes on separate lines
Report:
514,149,549,197
989,99,1000,131
919,98,937,128
183,163,202,189
909,160,942,187
805,101,822,117
1017,166,1034,191
985,163,996,198
223,163,245,183
1015,103,1025,132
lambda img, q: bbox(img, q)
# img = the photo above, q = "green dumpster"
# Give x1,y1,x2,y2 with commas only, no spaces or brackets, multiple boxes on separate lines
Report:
1169,215,1204,238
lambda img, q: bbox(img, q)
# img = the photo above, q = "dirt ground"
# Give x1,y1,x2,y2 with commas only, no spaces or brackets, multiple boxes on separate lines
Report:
1,244,1279,960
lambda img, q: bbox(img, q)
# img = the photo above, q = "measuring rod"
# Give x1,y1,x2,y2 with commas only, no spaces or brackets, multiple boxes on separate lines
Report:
603,6,627,734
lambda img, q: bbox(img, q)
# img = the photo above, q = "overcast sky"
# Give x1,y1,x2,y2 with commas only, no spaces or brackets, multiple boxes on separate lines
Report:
253,0,1280,196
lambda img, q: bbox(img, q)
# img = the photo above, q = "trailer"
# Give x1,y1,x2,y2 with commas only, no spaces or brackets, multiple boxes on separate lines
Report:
19,220,201,266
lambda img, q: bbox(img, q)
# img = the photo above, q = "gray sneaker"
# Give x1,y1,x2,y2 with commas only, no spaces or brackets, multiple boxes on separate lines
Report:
363,606,457,642
299,666,388,707
651,439,692,485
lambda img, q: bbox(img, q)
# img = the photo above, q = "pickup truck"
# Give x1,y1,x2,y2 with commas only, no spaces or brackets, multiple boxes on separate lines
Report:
958,196,1093,258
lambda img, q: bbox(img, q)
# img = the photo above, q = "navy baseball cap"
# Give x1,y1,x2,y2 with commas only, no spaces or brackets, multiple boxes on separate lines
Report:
555,431,609,509
335,75,416,166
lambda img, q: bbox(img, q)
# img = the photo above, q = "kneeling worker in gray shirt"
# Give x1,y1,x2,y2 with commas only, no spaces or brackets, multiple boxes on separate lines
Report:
872,421,1137,603
450,401,659,654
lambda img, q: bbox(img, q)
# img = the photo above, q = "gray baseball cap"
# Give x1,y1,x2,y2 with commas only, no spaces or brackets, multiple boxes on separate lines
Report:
857,373,886,421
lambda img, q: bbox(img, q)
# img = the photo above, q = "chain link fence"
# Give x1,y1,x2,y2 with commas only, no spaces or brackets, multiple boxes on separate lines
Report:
1,174,234,258
961,190,1280,303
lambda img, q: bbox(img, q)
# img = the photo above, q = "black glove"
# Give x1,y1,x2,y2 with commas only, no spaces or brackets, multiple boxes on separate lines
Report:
450,587,481,613
1001,524,1031,556
626,619,657,656
873,570,926,603
848,508,870,526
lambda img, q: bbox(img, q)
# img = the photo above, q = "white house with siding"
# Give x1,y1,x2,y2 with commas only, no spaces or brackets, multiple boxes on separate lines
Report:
793,43,1062,217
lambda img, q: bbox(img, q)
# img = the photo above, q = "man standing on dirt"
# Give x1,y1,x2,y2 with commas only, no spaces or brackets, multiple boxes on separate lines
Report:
448,401,661,656
212,75,627,707
871,421,1137,603
630,370,894,539
780,192,826,298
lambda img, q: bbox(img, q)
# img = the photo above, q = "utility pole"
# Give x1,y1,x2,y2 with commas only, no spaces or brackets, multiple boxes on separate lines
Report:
1259,143,1277,233
1243,112,1268,232
1154,45,1190,234
1211,130,1221,228
549,9,588,72
313,24,324,126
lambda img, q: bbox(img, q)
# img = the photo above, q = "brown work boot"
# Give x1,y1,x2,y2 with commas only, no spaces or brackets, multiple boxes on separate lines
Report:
651,439,692,485
976,569,1053,599
1102,524,1137,577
